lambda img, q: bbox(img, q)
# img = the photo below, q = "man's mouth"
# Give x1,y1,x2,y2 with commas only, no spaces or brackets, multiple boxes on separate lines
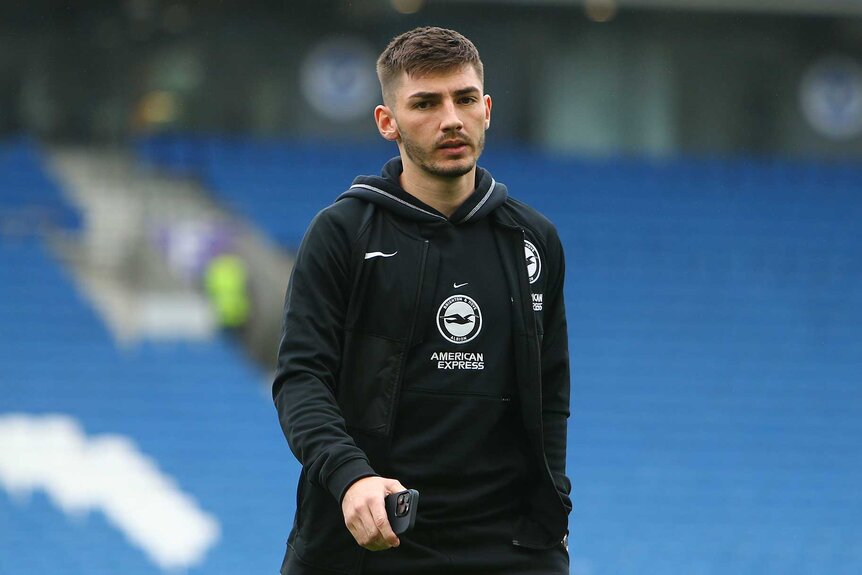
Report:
438,140,469,153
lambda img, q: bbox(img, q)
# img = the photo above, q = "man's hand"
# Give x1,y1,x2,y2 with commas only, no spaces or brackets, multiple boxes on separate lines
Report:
341,476,407,551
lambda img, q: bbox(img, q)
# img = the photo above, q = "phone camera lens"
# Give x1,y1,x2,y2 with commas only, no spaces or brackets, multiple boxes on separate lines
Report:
396,493,409,516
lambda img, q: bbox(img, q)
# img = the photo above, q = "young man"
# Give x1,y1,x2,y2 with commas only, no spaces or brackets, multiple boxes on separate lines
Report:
273,27,571,574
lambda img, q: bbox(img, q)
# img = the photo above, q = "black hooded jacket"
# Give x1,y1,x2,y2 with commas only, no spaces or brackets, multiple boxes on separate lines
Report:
273,159,571,574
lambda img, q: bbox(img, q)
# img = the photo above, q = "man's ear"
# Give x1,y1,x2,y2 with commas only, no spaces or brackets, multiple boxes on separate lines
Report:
375,105,400,141
484,94,492,130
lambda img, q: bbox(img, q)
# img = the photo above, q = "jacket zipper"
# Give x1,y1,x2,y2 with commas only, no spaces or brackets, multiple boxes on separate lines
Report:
387,239,429,435
511,227,557,550
516,228,537,338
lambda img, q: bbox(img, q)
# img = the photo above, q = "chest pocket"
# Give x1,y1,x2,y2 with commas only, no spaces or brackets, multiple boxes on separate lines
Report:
344,217,426,339
338,218,428,435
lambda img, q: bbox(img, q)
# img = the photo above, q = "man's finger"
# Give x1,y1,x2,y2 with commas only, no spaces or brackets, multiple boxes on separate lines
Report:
383,479,407,495
355,501,391,550
371,498,400,548
346,506,377,549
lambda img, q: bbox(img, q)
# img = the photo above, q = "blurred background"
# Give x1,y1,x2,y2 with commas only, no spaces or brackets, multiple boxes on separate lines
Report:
1,1,860,574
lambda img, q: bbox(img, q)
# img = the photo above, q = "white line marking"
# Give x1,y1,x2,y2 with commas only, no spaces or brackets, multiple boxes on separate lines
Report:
0,413,220,570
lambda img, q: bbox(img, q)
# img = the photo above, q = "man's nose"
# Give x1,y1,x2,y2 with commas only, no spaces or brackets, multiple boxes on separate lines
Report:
439,99,464,132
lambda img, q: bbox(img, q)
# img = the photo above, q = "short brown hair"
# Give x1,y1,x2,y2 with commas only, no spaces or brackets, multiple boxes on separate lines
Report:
377,27,484,104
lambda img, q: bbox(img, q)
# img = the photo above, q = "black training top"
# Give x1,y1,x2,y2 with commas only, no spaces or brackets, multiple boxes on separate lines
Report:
357,161,535,529
273,155,572,572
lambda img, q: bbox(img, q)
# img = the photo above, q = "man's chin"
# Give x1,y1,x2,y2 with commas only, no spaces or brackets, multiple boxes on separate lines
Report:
427,158,475,179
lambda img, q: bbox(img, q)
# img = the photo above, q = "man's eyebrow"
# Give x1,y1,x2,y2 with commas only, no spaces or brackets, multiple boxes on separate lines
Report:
407,91,441,100
406,86,481,100
452,86,481,96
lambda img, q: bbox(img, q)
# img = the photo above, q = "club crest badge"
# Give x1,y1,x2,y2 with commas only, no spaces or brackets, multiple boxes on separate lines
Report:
437,295,482,344
524,240,542,284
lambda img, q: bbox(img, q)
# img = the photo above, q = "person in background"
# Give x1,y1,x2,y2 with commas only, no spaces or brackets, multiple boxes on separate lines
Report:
204,252,250,335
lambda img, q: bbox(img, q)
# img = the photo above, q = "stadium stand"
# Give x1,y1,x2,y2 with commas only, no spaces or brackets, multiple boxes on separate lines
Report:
2,136,859,574
0,235,300,575
0,139,300,574
135,135,862,574
0,137,81,233
135,135,395,249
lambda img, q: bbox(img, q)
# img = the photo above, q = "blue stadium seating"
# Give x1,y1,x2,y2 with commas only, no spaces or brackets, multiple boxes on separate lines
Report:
135,135,862,574
2,137,860,574
135,135,395,249
0,237,300,575
483,153,862,575
0,137,81,232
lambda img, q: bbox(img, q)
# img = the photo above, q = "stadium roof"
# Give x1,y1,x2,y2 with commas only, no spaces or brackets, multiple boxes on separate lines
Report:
445,0,862,17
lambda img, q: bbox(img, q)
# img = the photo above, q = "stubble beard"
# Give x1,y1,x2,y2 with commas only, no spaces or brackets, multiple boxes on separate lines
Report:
401,130,486,179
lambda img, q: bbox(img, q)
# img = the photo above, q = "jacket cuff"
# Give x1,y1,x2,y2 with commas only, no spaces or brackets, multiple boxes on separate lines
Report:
327,458,378,503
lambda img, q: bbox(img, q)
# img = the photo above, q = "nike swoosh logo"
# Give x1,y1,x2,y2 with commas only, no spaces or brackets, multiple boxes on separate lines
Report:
364,251,398,260
453,282,469,288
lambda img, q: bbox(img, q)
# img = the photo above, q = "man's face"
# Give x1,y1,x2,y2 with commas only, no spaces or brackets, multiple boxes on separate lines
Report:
378,65,492,179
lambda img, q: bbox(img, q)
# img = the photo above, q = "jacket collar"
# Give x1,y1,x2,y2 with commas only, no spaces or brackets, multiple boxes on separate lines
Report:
338,157,508,225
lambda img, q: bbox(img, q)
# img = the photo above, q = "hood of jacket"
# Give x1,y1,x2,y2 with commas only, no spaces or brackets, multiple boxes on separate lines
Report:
337,157,508,224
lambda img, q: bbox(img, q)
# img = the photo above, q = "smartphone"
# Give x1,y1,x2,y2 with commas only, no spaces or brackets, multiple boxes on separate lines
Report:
384,489,419,535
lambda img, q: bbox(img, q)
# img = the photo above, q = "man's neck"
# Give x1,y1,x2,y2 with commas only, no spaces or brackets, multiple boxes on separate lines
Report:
399,161,476,218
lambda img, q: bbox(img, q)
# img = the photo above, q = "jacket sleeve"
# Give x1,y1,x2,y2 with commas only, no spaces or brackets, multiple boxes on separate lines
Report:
272,206,377,503
541,226,572,514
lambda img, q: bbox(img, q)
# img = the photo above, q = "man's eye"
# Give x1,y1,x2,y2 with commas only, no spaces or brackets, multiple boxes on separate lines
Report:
459,97,477,104
415,101,432,109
